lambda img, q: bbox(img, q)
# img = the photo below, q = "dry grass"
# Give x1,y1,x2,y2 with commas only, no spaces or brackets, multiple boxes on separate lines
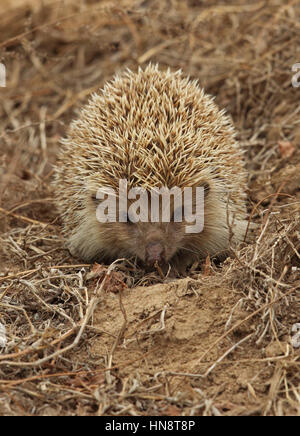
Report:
0,0,299,416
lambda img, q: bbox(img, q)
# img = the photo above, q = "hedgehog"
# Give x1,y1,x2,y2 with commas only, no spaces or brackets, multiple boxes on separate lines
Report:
53,64,248,271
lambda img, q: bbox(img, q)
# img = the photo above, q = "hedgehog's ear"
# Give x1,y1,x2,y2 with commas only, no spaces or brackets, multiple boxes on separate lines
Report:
202,182,210,197
191,183,210,201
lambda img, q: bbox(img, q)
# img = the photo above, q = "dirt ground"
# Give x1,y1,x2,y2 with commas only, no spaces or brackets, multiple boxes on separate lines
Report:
0,0,299,416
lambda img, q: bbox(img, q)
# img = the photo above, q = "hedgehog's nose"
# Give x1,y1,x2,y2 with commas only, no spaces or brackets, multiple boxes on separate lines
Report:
145,241,165,265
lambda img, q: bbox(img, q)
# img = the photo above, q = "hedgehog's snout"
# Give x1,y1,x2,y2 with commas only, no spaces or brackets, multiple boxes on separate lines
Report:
145,241,166,266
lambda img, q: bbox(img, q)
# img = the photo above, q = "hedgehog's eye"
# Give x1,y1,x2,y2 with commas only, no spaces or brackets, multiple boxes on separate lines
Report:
127,214,134,225
126,211,137,224
119,211,134,224
172,206,184,223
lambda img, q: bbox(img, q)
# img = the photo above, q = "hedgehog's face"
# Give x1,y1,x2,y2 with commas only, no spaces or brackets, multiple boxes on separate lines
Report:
122,220,186,267
90,190,209,269
93,205,188,267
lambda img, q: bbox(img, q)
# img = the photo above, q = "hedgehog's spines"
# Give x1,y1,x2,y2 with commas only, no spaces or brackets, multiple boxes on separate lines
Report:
53,64,248,265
